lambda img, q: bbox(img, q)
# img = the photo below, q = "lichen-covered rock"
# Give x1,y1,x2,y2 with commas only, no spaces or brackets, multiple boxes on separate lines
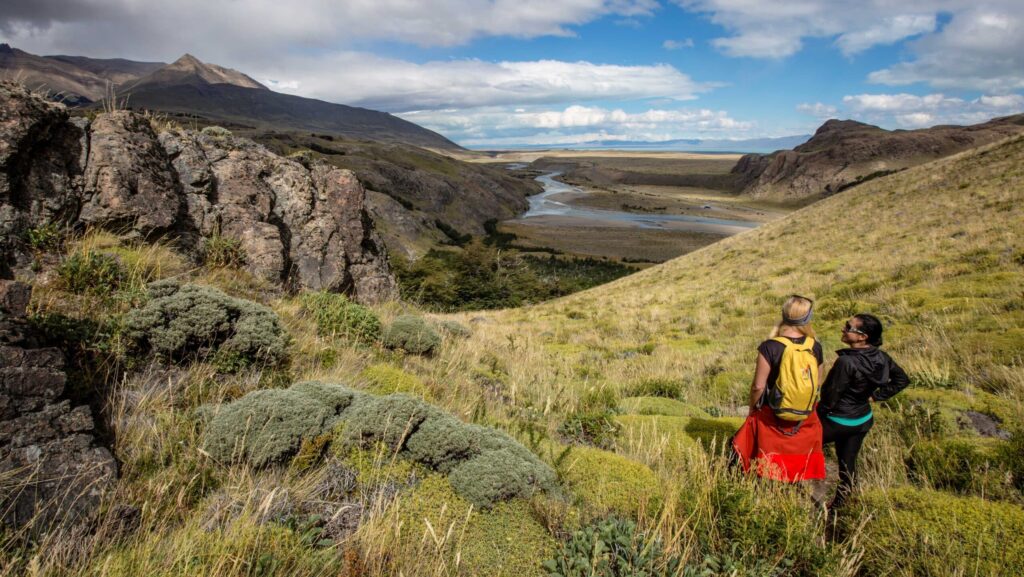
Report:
0,282,116,532
125,281,289,367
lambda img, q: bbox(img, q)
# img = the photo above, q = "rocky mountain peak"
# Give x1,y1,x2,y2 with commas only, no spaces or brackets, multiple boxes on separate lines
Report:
124,53,267,91
0,43,13,54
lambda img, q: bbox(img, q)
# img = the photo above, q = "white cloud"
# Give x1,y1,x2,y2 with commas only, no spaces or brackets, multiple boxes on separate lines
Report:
253,55,713,112
0,0,659,60
663,38,695,50
397,104,755,146
797,102,838,118
674,1,1022,91
838,91,1024,127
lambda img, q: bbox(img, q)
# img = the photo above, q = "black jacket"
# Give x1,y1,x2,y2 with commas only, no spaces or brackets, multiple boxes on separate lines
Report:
818,347,909,419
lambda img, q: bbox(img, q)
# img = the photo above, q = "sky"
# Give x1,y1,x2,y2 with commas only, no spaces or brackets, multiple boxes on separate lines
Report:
2,0,1023,148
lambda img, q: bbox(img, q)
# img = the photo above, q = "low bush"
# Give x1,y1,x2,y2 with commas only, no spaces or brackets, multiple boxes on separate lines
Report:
360,363,430,397
544,516,678,577
403,415,480,473
289,381,365,415
340,393,445,451
559,446,661,519
684,417,744,450
382,315,442,355
57,251,126,296
436,319,472,339
125,281,290,368
201,233,246,268
626,378,683,399
908,437,1019,500
299,291,382,344
558,411,621,449
614,415,698,463
448,446,558,508
851,487,1024,576
620,397,710,418
202,388,333,467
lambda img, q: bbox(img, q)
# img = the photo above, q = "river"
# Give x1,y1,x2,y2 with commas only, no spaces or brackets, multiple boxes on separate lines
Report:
515,171,758,235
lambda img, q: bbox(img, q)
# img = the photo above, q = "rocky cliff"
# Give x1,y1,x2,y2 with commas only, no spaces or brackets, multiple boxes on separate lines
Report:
733,115,1024,200
0,81,396,302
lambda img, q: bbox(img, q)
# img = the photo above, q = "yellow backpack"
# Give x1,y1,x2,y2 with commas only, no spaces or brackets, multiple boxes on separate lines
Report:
767,337,820,421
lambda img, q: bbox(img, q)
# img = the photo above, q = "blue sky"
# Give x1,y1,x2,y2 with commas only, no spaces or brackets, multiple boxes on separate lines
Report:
3,0,1022,147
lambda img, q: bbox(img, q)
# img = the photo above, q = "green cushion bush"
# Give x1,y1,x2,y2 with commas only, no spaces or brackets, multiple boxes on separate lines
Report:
126,281,289,367
299,291,381,343
448,446,557,508
289,381,365,416
340,393,445,451
684,417,743,450
851,487,1024,576
436,319,472,339
560,446,662,519
614,415,698,463
625,377,683,399
202,388,332,467
403,415,481,473
908,437,1018,500
620,397,710,418
382,315,442,355
360,363,430,397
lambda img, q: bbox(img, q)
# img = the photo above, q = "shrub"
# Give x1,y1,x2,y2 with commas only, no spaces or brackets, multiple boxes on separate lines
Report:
289,381,365,416
559,446,661,519
558,411,620,449
908,437,1018,499
340,393,445,451
382,315,442,355
403,415,480,473
202,388,332,467
627,378,683,399
360,363,430,397
436,319,471,339
850,487,1024,576
201,233,246,268
684,417,743,450
462,498,557,577
57,251,126,296
448,446,557,508
200,125,232,138
125,281,289,368
300,291,382,344
543,516,679,577
620,397,710,418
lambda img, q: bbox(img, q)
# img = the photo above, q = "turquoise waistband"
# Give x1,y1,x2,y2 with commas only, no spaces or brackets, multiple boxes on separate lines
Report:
827,412,873,427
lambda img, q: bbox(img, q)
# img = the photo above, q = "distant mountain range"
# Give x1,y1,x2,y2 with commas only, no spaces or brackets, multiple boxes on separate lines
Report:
0,44,460,150
472,134,811,154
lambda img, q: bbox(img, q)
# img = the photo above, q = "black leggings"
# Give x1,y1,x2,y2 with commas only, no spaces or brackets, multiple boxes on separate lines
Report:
821,417,874,508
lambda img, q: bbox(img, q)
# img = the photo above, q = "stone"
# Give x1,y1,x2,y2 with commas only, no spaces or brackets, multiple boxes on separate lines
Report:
0,280,30,318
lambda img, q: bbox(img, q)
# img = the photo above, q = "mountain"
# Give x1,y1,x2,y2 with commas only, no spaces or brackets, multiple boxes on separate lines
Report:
120,53,266,91
0,43,115,103
733,115,1024,200
45,54,164,86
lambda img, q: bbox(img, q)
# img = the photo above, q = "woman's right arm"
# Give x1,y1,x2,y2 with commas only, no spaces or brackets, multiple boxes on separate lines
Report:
749,352,770,413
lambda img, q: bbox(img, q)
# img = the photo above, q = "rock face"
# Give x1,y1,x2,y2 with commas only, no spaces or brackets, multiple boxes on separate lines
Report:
0,280,117,532
733,116,1024,200
0,81,396,302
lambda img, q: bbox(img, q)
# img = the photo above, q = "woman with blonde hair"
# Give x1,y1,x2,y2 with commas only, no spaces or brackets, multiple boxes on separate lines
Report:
732,295,827,482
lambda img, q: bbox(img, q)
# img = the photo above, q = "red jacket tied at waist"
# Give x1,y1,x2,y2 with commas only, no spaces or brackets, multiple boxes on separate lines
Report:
731,405,826,482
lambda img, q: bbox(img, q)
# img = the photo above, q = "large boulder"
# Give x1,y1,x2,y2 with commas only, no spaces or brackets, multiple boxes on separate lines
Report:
0,281,117,532
0,81,396,303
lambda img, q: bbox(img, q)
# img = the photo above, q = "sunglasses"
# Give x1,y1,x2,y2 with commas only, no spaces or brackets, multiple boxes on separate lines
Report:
842,322,867,335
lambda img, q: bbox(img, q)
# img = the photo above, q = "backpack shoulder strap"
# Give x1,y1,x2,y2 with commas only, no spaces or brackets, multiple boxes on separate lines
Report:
772,336,815,351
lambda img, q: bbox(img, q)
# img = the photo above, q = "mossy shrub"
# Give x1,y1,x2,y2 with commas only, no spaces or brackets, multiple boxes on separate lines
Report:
385,475,555,577
448,446,558,508
851,487,1024,576
558,411,620,450
436,319,472,339
57,250,126,296
339,393,445,451
626,377,683,399
202,389,332,467
288,381,364,415
559,446,662,519
382,315,442,355
684,417,744,450
615,415,698,463
403,415,480,473
126,281,289,368
908,437,1019,499
360,363,430,397
620,397,710,418
299,291,381,344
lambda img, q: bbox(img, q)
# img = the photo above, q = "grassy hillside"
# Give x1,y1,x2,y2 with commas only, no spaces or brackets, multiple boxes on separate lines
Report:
5,135,1023,576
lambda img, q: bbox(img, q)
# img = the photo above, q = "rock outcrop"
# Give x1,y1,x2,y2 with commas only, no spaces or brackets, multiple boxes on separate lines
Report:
0,280,117,532
0,81,396,302
733,116,1024,200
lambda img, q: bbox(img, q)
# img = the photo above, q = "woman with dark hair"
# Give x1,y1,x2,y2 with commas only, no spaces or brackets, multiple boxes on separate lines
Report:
819,314,909,509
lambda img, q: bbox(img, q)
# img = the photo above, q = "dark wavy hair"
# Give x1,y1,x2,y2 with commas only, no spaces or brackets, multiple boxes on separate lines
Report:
854,313,884,346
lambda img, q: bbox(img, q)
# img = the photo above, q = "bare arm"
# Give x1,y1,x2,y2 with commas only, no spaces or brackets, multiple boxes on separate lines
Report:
749,352,771,412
